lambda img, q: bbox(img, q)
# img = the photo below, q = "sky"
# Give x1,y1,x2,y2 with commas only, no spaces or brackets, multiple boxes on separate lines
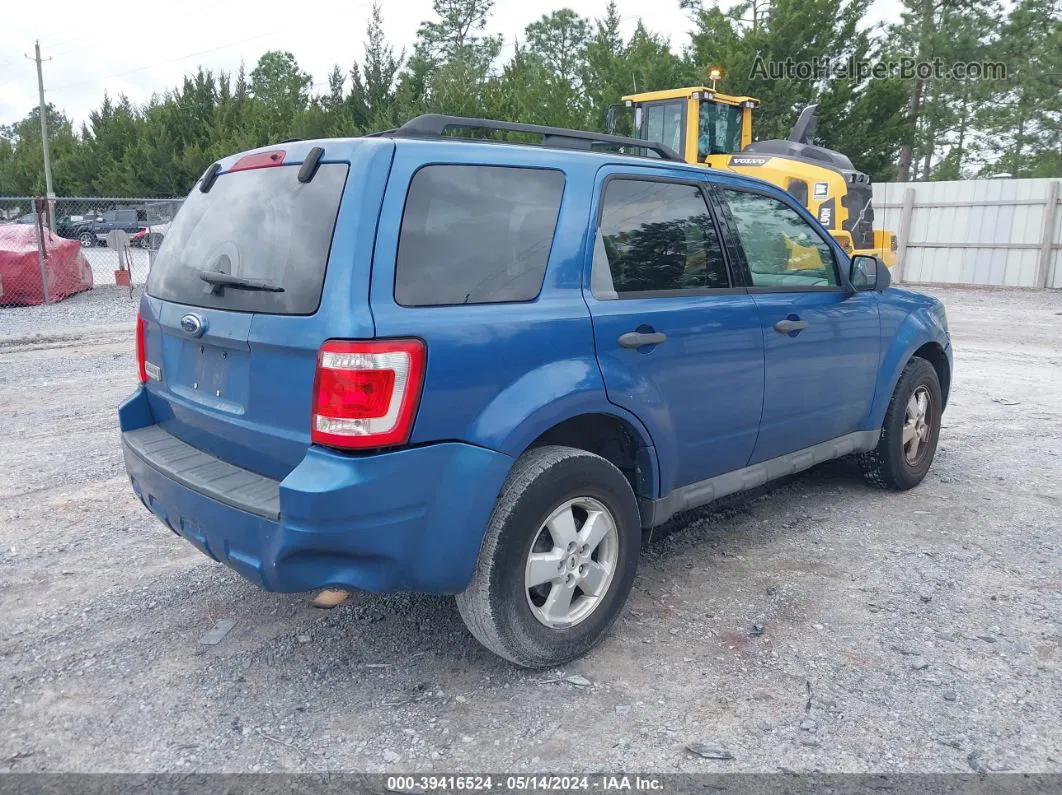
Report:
0,0,902,130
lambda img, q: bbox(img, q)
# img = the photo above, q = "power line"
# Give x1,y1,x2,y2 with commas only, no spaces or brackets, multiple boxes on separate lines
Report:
47,0,242,61
0,60,33,93
8,0,382,98
34,0,203,52
48,30,281,93
0,51,28,75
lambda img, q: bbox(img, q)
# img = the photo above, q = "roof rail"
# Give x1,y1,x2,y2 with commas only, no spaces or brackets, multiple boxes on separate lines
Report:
386,114,683,162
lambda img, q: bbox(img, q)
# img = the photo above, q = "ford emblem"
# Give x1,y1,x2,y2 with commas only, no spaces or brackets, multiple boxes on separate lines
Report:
180,313,205,337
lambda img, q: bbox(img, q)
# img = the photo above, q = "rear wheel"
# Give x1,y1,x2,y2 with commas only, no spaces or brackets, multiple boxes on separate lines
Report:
860,357,942,490
456,445,641,668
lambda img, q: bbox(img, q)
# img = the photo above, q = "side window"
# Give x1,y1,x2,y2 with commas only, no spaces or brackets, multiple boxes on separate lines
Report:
594,179,730,297
644,102,684,155
395,165,564,307
722,189,839,287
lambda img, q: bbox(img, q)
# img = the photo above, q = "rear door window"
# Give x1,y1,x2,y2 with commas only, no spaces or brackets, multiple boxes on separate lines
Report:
593,178,731,297
394,165,564,307
147,163,348,315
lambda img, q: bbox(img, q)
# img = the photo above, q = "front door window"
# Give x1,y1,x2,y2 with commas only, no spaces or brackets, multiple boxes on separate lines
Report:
721,189,839,288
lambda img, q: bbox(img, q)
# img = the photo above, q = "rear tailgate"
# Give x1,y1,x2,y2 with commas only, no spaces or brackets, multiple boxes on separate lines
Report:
139,138,395,480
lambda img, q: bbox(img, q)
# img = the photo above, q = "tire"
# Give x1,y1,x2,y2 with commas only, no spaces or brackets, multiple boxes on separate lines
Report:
859,357,942,490
456,445,641,668
78,231,96,248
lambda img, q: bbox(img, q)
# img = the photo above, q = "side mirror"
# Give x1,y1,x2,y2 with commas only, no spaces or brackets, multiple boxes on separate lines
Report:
849,254,891,292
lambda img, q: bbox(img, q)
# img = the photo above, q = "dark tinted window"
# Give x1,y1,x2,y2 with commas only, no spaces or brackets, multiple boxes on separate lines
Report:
722,189,838,288
395,165,563,306
595,179,730,295
147,163,348,314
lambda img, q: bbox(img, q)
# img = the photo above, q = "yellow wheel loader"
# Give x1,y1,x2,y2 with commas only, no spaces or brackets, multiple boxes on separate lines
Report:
617,86,896,267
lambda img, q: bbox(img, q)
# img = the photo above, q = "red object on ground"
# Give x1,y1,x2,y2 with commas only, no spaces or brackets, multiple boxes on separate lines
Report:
0,224,94,306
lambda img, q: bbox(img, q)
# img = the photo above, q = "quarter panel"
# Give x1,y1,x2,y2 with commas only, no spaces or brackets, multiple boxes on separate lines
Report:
370,144,646,476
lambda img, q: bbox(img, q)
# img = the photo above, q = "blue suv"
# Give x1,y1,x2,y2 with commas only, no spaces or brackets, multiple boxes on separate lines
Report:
120,115,952,668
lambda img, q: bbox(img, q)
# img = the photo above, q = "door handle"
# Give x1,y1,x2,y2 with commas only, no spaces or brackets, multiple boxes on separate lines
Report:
774,318,809,334
618,331,667,348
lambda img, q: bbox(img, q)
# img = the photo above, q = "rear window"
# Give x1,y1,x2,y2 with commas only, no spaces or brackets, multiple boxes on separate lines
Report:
395,165,564,307
147,163,348,315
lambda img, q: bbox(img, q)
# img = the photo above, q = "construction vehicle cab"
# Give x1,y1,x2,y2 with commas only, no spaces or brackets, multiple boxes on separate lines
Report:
620,86,896,266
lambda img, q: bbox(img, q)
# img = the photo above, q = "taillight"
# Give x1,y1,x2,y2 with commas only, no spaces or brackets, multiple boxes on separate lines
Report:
890,235,898,252
311,339,426,450
136,313,148,384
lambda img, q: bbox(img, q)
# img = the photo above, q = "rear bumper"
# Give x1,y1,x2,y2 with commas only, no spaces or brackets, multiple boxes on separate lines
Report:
119,388,513,595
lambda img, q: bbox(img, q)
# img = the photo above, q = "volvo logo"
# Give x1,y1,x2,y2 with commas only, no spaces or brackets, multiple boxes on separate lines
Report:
180,313,206,337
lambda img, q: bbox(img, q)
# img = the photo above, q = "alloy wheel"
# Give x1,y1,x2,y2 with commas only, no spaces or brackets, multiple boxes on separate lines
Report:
524,497,619,629
902,386,933,465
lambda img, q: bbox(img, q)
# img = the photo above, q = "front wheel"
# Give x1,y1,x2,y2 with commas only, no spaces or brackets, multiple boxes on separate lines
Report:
78,231,96,248
456,445,641,668
860,357,942,490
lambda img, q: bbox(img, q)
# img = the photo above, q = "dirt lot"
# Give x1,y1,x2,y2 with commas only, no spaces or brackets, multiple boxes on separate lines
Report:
1,286,1060,774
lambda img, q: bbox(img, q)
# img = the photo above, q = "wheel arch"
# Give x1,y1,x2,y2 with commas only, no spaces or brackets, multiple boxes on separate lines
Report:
912,341,950,409
520,411,660,506
470,359,662,501
868,318,951,430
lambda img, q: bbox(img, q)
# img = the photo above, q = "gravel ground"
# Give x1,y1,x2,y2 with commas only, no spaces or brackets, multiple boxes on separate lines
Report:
0,286,1060,774
79,246,152,287
0,286,139,339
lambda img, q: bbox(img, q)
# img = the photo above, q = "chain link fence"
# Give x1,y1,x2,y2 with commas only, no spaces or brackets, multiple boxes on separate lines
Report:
0,196,183,308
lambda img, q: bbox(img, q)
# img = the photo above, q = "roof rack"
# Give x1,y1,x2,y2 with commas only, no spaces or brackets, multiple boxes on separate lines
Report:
384,114,683,162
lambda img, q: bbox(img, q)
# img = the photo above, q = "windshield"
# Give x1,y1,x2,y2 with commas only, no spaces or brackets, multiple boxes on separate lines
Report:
699,102,743,159
147,163,348,315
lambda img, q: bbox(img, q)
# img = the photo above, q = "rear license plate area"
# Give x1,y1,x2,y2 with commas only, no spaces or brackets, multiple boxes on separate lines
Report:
169,340,250,413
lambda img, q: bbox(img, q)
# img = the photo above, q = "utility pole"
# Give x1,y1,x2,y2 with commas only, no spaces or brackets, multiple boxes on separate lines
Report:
28,41,56,231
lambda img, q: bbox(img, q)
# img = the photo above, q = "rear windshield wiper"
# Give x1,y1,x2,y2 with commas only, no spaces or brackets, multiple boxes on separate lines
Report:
199,271,285,293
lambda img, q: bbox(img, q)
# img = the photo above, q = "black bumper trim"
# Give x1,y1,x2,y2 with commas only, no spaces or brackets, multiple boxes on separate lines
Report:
122,425,281,520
